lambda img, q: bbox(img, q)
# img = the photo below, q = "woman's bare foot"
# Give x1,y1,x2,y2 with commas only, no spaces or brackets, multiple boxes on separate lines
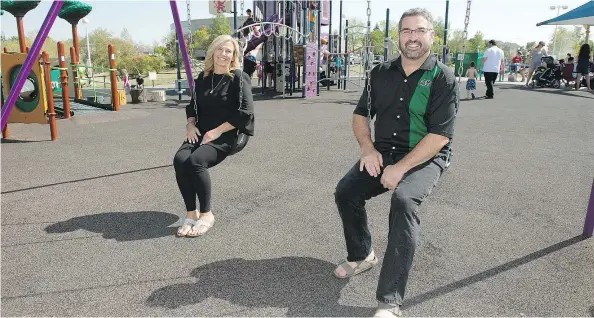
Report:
334,250,376,278
187,211,215,237
177,210,198,236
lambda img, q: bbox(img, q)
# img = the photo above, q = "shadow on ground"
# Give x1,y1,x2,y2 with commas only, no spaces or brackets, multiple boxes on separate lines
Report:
146,257,373,317
1,138,49,144
44,211,179,242
402,235,587,310
497,84,594,100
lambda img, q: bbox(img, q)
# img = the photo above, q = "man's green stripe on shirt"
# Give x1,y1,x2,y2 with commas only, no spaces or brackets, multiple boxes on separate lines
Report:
408,65,440,150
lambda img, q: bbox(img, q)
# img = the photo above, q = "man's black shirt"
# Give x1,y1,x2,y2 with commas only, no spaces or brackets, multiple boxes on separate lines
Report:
353,54,458,158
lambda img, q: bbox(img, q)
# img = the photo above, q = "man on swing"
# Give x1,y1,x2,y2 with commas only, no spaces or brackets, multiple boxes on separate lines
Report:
332,8,458,317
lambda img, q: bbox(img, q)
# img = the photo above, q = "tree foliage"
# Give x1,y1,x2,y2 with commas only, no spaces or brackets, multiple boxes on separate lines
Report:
547,26,590,58
0,0,41,17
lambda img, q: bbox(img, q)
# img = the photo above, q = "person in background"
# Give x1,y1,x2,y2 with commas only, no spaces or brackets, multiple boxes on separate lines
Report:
511,51,523,73
499,58,506,81
240,9,257,38
567,56,577,78
264,60,274,89
122,71,131,91
466,61,477,99
478,39,505,99
574,44,592,92
256,62,263,87
525,41,547,87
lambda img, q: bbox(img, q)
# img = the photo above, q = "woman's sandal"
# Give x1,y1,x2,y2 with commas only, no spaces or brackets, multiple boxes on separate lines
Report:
333,256,379,279
176,218,198,237
186,219,214,237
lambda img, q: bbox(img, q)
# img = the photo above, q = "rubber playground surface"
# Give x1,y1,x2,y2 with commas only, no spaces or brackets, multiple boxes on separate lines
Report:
1,82,593,317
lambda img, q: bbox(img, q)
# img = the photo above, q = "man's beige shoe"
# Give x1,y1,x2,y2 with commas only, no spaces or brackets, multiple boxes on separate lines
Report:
373,302,402,317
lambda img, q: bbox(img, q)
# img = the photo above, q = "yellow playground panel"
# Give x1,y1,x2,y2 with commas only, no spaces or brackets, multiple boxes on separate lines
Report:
1,52,49,125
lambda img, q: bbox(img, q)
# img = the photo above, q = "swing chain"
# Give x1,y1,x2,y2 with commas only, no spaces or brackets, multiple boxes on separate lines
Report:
240,0,244,20
187,0,192,57
365,0,372,123
239,0,245,111
457,0,472,100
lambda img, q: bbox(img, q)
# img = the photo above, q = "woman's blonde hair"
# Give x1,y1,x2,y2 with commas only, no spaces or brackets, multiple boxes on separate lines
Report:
203,35,242,77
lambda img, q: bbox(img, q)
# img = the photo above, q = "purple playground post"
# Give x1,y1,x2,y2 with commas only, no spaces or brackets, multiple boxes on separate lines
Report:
1,0,64,131
169,0,194,97
583,178,594,238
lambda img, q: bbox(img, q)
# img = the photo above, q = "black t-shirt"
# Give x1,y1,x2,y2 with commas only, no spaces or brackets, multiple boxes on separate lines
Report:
241,17,257,37
186,69,254,152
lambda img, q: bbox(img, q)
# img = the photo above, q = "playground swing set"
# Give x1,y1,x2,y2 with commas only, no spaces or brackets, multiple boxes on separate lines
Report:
0,0,592,238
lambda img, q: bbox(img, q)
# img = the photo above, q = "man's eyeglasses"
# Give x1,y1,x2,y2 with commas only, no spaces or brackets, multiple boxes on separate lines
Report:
400,28,433,36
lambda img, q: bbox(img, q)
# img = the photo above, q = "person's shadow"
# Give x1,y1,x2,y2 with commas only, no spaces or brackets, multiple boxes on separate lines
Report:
44,211,179,242
146,257,374,317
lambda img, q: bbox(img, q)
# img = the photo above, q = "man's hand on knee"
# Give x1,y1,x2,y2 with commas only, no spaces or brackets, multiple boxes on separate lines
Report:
360,146,383,177
380,164,406,191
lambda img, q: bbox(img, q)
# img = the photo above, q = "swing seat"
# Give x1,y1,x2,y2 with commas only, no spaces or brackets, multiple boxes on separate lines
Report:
229,132,250,155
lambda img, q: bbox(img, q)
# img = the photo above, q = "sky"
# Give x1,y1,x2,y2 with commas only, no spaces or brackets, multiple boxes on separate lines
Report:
1,0,589,48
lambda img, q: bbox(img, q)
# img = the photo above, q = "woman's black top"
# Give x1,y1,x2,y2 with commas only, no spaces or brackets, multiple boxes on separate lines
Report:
186,69,254,152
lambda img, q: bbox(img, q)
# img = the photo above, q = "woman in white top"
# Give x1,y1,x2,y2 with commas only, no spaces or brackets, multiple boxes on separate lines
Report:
525,41,548,87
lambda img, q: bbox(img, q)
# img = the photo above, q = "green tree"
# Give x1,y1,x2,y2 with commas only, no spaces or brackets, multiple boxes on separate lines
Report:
446,29,465,54
377,20,399,56
192,26,211,52
370,28,384,55
345,17,366,53
548,26,582,58
80,28,135,70
153,31,178,67
526,41,537,51
208,14,232,40
122,55,165,74
431,17,446,56
467,31,486,53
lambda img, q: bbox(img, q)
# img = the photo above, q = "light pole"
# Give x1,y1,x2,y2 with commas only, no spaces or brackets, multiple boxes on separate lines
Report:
550,5,568,58
81,17,91,68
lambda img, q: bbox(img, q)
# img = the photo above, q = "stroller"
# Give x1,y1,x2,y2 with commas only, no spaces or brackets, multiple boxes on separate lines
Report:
529,56,562,88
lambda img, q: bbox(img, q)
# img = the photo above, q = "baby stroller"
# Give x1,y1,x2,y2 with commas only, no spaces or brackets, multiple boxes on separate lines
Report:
529,56,562,88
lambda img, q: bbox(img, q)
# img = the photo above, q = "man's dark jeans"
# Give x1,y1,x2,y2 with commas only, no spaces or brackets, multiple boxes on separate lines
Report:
484,72,498,98
334,153,444,305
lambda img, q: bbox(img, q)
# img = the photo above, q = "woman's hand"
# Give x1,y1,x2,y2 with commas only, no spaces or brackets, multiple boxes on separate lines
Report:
186,122,201,144
200,129,222,145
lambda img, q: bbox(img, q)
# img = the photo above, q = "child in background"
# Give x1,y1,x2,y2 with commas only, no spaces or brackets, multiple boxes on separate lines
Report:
499,59,506,81
122,71,131,91
256,63,263,86
465,61,477,99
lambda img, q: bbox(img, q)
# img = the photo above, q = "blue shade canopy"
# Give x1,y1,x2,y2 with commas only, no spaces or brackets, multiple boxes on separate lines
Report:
536,1,594,26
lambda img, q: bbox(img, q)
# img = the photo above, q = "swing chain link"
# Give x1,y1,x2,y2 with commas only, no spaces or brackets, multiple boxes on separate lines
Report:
365,0,372,123
238,0,245,112
240,0,244,20
186,0,192,57
457,0,472,101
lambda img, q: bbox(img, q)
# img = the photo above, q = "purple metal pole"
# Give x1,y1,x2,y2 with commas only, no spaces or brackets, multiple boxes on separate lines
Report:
1,0,64,131
583,178,594,238
170,0,195,96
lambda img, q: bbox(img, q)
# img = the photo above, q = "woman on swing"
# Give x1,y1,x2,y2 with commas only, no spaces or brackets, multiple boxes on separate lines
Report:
174,34,254,237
